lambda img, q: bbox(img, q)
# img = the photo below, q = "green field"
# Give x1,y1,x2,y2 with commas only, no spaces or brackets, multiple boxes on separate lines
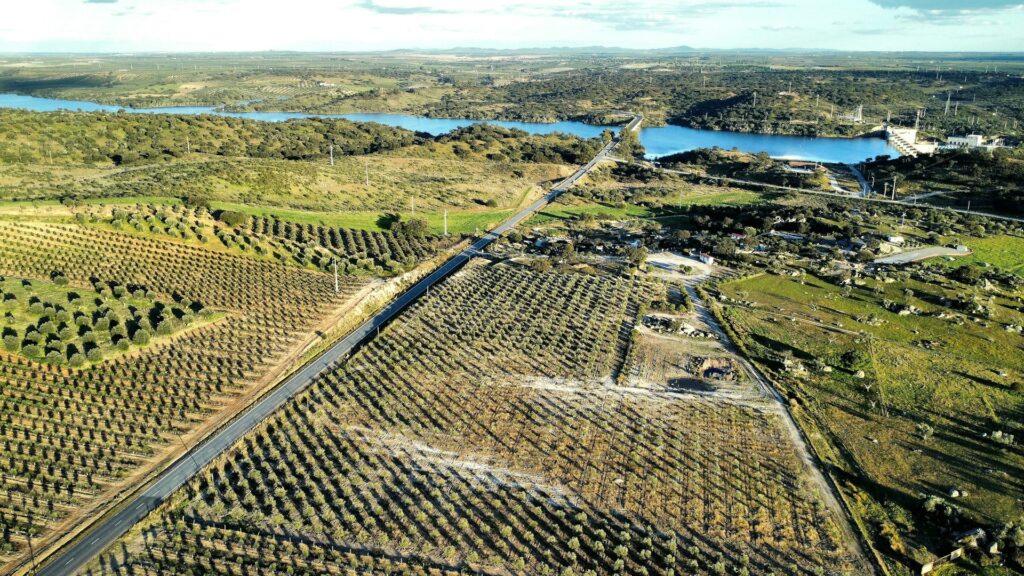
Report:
717,271,1024,571
212,202,516,236
945,234,1024,276
1,275,216,368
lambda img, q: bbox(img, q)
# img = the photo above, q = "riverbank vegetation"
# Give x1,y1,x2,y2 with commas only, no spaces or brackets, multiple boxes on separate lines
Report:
4,51,1020,141
0,110,595,229
658,149,832,190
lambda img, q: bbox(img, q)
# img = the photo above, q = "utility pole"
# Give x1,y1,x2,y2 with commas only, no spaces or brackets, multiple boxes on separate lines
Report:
443,209,448,236
892,176,898,200
752,91,757,108
944,92,951,116
883,182,889,197
332,258,339,293
329,144,334,166
185,136,190,155
954,102,958,116
175,431,201,473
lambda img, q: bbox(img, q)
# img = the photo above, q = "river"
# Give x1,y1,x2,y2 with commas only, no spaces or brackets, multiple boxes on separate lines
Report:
0,93,898,164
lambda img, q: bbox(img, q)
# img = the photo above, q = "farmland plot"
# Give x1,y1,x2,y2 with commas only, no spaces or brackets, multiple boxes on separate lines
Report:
79,203,446,275
716,272,1024,569
92,263,857,576
0,221,364,571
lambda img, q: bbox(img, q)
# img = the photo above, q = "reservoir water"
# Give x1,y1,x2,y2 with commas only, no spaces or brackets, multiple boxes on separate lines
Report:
0,93,898,164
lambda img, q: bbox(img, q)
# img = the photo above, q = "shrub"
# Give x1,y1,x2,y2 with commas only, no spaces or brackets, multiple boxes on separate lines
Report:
86,347,103,362
156,320,175,336
217,210,250,227
69,353,86,368
2,335,19,352
132,329,151,345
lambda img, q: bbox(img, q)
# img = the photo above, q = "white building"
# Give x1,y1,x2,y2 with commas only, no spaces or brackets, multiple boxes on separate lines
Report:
939,134,1008,151
884,126,937,157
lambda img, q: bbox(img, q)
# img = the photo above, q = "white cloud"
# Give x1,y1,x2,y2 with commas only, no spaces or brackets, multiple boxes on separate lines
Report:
0,0,1020,51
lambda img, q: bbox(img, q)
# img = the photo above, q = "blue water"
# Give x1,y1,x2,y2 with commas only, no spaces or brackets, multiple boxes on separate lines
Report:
0,93,898,163
641,124,897,164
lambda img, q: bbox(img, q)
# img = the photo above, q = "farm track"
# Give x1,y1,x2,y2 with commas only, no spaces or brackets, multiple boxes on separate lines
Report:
685,282,878,576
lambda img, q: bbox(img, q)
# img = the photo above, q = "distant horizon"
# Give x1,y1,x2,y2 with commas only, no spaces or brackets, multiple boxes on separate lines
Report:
3,46,1024,57
3,1,1023,53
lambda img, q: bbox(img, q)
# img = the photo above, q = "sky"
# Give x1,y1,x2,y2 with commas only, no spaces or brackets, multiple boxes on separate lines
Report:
0,0,1022,53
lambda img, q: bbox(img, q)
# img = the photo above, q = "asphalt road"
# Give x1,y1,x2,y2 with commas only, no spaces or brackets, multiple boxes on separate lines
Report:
33,125,631,576
874,245,970,264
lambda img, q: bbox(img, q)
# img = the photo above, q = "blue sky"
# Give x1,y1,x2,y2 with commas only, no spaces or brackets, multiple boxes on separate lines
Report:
1,0,1022,52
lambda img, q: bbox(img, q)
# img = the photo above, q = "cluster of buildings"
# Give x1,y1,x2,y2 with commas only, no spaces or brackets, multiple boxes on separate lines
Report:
884,125,1014,158
936,133,1010,152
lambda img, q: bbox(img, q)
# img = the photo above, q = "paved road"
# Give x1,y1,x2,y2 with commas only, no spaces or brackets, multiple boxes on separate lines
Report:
32,121,635,576
847,163,871,196
874,245,970,264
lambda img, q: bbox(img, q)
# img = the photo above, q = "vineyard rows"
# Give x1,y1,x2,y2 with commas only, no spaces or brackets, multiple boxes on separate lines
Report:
84,204,444,275
95,264,853,576
0,221,360,569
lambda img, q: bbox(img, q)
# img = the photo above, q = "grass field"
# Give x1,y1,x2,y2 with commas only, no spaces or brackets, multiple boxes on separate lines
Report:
213,202,517,236
940,234,1024,276
1,275,218,368
1,155,568,213
717,271,1024,571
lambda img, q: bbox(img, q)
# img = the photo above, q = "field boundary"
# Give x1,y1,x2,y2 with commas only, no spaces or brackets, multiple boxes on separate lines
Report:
9,242,465,576
706,276,895,576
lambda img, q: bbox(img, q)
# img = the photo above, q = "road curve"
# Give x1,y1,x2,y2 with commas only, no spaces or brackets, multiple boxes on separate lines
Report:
32,123,634,576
